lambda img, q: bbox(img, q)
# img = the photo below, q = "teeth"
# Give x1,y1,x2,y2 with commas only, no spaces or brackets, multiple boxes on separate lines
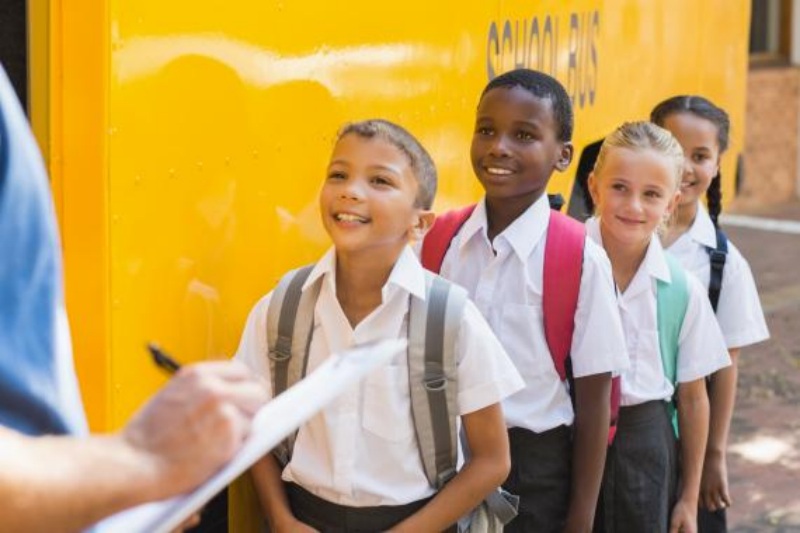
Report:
335,213,367,222
486,167,512,175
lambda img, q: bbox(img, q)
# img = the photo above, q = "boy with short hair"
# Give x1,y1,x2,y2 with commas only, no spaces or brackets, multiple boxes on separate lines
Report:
422,69,629,532
235,119,524,532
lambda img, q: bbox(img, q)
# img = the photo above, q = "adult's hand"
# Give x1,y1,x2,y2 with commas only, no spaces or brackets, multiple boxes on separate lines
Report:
121,361,268,499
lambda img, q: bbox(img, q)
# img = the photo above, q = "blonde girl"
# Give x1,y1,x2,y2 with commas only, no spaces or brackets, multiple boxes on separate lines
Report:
586,122,730,533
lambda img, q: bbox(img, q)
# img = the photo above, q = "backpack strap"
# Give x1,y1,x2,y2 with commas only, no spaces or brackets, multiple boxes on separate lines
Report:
542,210,585,381
420,205,476,273
706,228,728,312
547,192,566,212
408,272,468,489
425,201,586,382
266,265,320,466
543,210,623,444
656,254,690,437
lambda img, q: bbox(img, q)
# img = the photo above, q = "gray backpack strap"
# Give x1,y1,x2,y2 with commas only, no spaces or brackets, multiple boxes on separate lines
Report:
484,488,520,524
408,272,468,489
266,264,319,465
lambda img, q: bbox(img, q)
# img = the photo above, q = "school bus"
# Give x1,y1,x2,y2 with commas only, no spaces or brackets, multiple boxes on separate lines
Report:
24,0,749,528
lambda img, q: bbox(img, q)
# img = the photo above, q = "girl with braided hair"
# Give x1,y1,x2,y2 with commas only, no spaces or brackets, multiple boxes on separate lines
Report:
652,96,770,533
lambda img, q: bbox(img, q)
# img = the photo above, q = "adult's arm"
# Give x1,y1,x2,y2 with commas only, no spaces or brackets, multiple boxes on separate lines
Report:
0,361,266,533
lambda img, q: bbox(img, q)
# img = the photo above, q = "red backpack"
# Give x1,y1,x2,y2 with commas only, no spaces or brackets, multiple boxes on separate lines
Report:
420,202,621,444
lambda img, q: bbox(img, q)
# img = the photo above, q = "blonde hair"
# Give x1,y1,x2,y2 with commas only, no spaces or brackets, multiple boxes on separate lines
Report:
593,121,684,190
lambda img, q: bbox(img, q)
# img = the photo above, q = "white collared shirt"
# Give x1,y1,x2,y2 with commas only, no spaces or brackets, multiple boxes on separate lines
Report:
435,195,629,433
666,203,769,349
586,218,731,405
235,246,524,507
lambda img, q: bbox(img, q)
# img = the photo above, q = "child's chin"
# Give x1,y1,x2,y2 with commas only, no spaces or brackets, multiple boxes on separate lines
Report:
330,239,363,252
608,225,654,246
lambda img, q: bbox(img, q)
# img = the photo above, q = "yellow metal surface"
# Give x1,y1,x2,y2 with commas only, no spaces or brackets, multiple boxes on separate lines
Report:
27,0,50,172
39,0,112,430
37,0,749,528
63,0,112,431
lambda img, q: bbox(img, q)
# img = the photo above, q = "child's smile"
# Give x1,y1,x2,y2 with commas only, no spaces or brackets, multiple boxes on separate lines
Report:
470,86,571,204
332,211,371,225
661,112,720,208
591,147,679,249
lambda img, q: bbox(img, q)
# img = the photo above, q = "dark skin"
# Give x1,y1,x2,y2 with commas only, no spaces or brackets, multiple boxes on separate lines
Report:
565,374,612,532
472,87,607,532
471,86,573,238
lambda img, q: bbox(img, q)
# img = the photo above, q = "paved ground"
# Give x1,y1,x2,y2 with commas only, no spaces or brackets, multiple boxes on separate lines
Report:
723,201,800,532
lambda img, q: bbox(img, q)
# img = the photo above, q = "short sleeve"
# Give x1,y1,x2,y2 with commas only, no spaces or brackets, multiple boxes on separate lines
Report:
676,274,731,383
714,243,770,349
569,238,630,378
233,293,274,399
455,301,524,415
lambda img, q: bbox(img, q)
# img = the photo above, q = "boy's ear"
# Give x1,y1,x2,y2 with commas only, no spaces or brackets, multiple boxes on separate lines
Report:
411,210,436,240
554,142,574,172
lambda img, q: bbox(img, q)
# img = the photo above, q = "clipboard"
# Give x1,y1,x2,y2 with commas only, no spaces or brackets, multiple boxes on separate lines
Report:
94,338,406,532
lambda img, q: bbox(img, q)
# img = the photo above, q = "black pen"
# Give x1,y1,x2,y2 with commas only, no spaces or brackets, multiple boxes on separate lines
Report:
148,343,182,375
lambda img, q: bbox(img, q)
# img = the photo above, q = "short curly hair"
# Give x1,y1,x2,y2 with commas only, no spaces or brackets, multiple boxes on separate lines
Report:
481,68,574,143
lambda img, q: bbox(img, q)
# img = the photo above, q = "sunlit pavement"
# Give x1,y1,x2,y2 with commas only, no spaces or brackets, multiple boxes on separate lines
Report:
724,201,800,532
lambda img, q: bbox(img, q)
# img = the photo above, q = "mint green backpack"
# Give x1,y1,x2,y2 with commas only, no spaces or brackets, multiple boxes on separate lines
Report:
656,253,691,437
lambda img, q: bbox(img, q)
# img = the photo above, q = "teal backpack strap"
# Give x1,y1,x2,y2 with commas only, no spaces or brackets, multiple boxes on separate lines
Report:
408,272,467,489
266,264,320,466
656,254,690,437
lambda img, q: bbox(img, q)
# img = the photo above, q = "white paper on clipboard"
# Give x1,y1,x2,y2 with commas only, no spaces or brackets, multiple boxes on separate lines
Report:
94,338,406,533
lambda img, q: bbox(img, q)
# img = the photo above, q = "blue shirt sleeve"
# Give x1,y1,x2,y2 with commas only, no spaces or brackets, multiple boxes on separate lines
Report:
0,66,87,437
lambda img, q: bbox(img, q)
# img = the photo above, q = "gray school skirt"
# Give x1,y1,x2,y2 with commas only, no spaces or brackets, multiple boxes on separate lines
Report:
595,400,678,533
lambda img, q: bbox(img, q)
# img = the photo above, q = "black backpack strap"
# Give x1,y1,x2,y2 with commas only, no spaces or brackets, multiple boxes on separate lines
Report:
707,228,728,312
547,193,565,212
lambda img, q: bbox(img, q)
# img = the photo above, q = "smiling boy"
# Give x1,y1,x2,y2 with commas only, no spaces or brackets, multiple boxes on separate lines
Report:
422,70,629,532
235,119,524,532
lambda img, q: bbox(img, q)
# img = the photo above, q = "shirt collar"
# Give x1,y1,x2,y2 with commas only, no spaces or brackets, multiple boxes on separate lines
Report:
303,246,427,301
457,200,489,250
586,216,671,284
687,202,718,249
458,194,550,260
642,234,672,283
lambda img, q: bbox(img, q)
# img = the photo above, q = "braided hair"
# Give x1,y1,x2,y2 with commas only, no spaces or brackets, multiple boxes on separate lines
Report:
650,96,730,228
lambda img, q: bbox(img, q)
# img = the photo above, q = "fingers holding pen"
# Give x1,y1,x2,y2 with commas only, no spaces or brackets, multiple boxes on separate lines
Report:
176,361,269,416
121,359,269,498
